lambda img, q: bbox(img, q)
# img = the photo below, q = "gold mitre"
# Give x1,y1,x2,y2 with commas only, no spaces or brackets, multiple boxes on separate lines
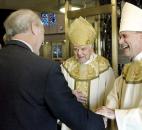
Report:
120,2,142,32
68,16,96,46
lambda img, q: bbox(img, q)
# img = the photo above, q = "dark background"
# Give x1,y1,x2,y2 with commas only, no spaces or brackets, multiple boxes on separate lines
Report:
0,9,14,47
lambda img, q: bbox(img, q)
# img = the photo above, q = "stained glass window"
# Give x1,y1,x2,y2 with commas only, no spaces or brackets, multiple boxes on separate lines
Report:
41,12,56,26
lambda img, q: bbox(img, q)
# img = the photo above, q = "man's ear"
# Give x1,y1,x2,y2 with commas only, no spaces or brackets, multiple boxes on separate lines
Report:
31,22,39,35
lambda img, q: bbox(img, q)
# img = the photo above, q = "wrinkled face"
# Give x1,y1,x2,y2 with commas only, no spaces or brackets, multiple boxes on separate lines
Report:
73,44,93,63
119,31,142,59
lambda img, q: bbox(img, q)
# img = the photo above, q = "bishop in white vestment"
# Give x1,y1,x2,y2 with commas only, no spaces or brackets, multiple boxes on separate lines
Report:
96,2,142,130
106,54,142,130
61,16,115,130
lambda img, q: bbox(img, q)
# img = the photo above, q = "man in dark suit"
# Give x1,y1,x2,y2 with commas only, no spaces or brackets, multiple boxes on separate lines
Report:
0,9,105,130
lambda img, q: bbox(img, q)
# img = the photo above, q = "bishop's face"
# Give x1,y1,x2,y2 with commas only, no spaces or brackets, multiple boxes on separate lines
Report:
73,44,93,63
119,31,142,59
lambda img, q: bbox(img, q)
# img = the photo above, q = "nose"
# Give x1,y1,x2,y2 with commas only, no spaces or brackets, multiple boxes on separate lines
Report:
119,37,124,45
77,49,83,56
119,36,126,49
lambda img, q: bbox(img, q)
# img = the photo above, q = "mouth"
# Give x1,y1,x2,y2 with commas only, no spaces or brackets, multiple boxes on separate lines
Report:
78,56,84,59
120,44,129,49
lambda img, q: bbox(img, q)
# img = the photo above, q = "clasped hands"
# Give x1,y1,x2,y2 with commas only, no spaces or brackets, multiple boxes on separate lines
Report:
95,106,115,120
73,90,115,128
95,106,115,128
72,90,87,104
72,90,115,120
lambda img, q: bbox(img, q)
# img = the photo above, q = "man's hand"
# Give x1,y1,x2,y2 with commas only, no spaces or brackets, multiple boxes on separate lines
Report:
95,106,116,120
72,90,87,104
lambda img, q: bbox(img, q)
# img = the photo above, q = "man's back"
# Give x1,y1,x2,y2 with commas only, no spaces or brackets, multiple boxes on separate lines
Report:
0,40,57,130
0,40,105,130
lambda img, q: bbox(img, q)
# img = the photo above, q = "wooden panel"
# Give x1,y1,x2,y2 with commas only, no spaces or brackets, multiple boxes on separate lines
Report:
0,0,59,12
67,4,112,19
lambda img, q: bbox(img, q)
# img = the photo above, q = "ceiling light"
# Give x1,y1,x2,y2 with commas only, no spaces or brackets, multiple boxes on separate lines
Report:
59,6,80,13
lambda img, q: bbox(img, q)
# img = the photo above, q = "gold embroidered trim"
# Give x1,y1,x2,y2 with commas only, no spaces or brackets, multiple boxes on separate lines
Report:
74,81,90,108
122,61,142,83
62,55,110,80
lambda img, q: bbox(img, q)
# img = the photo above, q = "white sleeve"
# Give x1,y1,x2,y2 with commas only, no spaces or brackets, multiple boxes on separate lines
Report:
105,67,115,98
106,76,122,109
115,107,142,130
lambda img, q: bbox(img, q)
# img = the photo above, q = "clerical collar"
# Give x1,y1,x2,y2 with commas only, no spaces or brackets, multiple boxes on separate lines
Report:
84,53,97,64
12,39,33,52
133,52,142,61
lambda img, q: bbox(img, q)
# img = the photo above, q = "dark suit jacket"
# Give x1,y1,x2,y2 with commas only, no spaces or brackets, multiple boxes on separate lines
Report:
0,40,105,130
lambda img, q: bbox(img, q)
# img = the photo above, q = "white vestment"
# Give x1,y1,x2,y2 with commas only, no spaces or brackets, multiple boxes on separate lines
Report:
61,53,115,130
106,52,142,130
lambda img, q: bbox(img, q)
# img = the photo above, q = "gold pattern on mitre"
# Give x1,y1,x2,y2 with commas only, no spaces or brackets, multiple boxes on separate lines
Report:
122,61,142,83
62,55,110,80
68,16,96,46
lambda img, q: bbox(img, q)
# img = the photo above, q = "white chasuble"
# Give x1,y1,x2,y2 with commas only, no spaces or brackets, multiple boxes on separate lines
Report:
61,54,115,130
106,60,142,130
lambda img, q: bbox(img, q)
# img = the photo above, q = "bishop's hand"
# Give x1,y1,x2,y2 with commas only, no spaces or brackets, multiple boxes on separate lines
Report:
72,90,87,104
95,106,116,120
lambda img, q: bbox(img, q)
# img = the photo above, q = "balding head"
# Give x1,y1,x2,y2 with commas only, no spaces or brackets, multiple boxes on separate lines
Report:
4,9,44,55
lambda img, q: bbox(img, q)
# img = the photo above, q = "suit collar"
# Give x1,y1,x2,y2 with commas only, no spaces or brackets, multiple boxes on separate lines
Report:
6,40,33,52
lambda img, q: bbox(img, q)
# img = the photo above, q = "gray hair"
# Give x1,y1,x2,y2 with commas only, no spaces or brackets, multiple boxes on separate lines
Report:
4,9,42,37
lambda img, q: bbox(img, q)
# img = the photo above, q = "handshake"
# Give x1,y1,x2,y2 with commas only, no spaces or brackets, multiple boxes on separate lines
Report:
73,90,115,120
73,90,115,119
95,106,116,128
95,106,116,120
73,90,116,128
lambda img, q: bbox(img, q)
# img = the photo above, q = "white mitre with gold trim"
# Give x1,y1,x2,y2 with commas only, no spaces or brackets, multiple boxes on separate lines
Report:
68,16,96,46
120,2,142,32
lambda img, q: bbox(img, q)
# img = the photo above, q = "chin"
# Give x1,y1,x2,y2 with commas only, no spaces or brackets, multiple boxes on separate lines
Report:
79,61,83,64
80,61,87,64
123,50,130,57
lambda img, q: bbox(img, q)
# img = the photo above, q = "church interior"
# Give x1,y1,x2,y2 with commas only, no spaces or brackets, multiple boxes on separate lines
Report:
1,1,142,130
0,0,141,76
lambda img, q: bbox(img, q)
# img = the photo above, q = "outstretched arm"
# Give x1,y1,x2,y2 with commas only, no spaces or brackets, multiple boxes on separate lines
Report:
96,106,115,120
45,63,105,130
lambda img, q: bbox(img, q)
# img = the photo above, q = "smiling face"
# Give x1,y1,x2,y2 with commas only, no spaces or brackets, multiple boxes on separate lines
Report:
73,44,93,63
119,31,142,59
